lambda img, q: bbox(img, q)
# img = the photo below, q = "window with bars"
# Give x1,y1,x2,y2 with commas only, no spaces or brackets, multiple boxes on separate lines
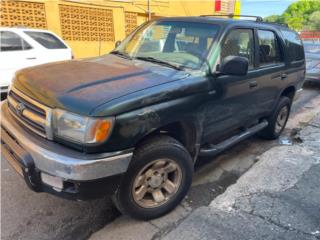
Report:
59,4,114,42
0,0,47,29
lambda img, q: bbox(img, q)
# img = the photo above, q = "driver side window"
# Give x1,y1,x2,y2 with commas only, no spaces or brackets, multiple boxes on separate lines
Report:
221,29,254,69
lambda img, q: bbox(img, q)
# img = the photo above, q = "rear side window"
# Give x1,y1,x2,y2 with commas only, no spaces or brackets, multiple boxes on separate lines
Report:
0,31,32,51
281,30,304,62
24,31,67,49
258,30,282,66
221,29,255,69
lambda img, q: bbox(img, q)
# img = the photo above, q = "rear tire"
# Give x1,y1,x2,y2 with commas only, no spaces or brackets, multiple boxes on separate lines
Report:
113,135,193,220
259,96,291,140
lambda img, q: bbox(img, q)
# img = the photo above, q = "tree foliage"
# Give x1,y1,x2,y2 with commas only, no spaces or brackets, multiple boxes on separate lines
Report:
264,0,320,31
309,11,320,30
264,15,284,24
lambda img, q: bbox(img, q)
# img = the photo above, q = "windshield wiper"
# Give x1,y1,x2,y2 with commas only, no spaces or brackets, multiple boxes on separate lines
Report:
135,56,184,71
110,50,132,60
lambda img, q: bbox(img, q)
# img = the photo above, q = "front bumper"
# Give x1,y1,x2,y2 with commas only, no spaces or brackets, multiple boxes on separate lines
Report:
1,101,133,200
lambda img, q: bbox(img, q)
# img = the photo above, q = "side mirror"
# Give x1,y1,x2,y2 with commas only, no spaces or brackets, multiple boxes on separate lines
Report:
219,56,249,76
115,40,121,48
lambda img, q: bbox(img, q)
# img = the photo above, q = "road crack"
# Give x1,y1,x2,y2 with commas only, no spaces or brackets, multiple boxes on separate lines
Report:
241,209,320,239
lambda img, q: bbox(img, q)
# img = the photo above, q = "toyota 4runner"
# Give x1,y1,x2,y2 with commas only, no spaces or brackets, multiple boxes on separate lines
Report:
0,16,305,220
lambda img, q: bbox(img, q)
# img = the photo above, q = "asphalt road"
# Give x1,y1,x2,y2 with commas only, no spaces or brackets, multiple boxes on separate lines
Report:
165,112,320,240
1,83,320,240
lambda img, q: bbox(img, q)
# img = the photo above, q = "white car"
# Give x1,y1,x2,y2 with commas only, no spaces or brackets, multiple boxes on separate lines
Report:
0,27,73,99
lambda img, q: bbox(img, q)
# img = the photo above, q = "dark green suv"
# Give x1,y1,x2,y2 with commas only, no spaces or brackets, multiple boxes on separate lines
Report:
1,16,305,220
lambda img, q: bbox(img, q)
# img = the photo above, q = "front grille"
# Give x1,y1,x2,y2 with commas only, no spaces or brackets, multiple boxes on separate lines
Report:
7,87,53,139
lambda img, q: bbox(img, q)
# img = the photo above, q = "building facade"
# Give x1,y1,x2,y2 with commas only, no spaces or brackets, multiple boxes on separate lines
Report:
300,31,320,41
1,0,240,58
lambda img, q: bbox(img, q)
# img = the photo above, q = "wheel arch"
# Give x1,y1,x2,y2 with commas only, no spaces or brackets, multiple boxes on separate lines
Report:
280,85,296,101
135,120,201,161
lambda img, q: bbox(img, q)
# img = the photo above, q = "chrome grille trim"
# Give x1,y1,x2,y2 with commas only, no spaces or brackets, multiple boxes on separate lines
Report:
10,91,46,116
8,103,47,138
7,86,53,140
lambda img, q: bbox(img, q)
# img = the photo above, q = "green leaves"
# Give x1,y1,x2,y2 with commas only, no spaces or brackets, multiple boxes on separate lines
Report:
264,0,320,31
309,11,320,30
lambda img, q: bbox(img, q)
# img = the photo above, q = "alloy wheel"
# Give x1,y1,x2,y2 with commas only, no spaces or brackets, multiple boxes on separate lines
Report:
132,159,182,208
275,106,289,134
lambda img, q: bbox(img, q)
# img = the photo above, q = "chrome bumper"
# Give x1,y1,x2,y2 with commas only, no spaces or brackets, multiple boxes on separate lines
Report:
0,101,132,181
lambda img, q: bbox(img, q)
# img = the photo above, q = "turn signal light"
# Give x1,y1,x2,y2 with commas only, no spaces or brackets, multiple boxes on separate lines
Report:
91,120,113,143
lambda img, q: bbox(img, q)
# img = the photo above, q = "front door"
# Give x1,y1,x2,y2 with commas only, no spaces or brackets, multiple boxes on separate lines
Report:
23,31,72,63
202,28,259,143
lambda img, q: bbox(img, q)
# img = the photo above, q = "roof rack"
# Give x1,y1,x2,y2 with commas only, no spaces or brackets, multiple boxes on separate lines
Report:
200,14,263,22
262,21,289,28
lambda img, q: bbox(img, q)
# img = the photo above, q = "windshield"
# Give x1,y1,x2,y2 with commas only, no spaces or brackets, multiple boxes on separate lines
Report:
114,20,220,69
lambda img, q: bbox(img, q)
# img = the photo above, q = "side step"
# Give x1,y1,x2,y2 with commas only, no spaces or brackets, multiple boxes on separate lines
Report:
199,120,268,157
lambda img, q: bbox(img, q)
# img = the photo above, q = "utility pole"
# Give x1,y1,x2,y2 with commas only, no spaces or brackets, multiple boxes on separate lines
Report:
148,0,151,20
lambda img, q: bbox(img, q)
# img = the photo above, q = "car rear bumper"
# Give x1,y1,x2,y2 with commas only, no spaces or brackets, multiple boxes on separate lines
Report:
305,74,320,81
1,101,133,200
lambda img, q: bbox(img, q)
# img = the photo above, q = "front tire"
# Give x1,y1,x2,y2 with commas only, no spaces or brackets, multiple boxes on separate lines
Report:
113,135,193,220
259,96,291,140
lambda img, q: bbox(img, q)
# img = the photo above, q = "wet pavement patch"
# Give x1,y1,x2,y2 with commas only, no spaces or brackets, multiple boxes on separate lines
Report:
186,171,239,208
58,198,121,240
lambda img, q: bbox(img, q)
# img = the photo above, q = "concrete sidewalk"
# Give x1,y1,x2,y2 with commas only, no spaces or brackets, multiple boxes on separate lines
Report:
164,114,320,240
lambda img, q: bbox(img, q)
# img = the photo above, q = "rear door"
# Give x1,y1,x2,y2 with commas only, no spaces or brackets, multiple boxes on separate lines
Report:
23,30,72,63
0,30,37,88
252,28,286,117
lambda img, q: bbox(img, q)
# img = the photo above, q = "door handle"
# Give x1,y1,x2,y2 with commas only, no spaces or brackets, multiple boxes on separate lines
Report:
281,73,287,80
208,90,216,95
26,57,37,60
249,81,258,88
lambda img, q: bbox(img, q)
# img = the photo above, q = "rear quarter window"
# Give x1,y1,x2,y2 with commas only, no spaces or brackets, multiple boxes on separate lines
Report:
24,31,67,49
281,30,304,62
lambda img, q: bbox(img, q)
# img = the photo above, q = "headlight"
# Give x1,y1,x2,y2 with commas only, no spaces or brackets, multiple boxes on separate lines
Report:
52,109,114,144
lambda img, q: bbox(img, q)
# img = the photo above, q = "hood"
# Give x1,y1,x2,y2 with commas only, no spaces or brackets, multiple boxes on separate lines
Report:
13,54,188,116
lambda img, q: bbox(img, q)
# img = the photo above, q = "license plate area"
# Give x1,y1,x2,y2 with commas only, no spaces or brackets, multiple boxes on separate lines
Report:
1,126,38,186
1,143,24,177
